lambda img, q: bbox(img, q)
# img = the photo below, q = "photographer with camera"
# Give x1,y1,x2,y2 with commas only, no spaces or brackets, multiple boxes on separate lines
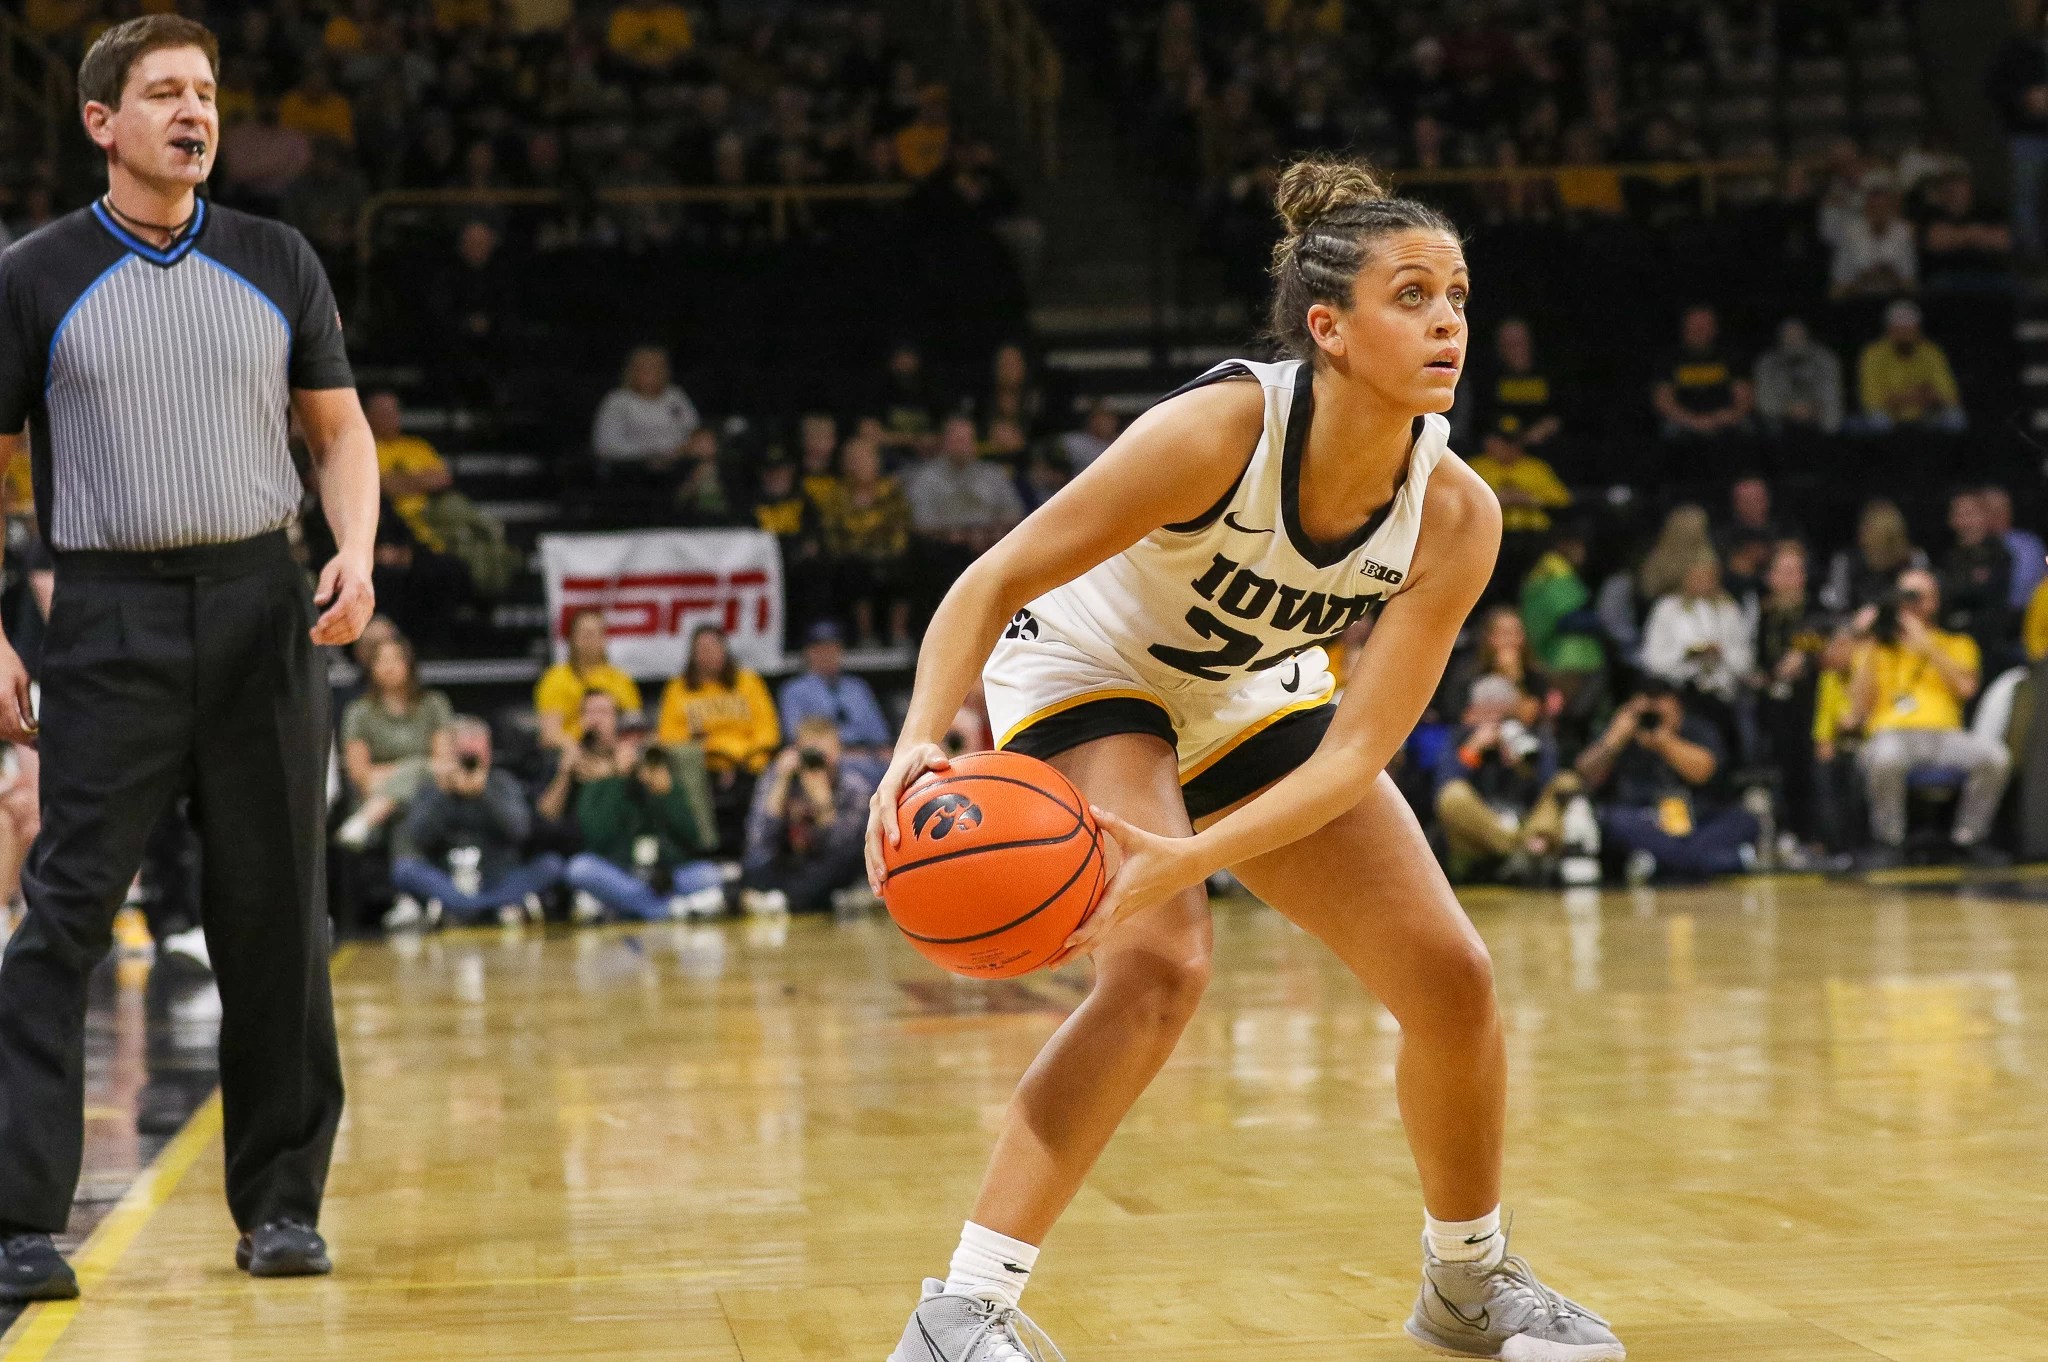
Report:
532,689,637,850
389,717,563,928
1432,675,1583,883
1849,568,2010,867
1575,680,1760,883
740,715,877,914
563,740,725,922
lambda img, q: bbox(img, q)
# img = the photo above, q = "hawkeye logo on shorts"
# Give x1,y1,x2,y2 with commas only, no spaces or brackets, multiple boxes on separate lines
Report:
912,793,982,841
1360,559,1404,584
1002,609,1040,641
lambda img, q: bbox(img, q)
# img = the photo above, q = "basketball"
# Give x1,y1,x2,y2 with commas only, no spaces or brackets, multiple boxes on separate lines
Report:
880,751,1106,978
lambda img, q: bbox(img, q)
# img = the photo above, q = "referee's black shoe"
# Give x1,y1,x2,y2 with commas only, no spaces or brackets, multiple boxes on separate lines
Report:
0,1232,79,1301
236,1220,332,1278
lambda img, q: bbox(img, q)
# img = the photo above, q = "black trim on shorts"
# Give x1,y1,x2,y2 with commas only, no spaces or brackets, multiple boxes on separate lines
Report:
1001,697,1174,762
1181,703,1337,820
1000,695,1337,821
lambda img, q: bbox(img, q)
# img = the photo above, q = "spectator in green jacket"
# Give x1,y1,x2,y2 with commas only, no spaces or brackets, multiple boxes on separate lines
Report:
1520,522,1609,742
563,744,725,921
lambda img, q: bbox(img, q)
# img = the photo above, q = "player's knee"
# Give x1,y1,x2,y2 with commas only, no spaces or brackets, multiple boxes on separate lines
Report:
1101,920,1212,1029
1405,937,1497,1036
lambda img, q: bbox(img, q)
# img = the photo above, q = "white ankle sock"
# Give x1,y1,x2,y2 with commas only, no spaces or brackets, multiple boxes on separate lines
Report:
1426,1207,1504,1267
944,1221,1039,1308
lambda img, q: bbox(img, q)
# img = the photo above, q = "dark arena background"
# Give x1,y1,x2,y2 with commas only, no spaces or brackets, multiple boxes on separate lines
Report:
1,0,2047,1358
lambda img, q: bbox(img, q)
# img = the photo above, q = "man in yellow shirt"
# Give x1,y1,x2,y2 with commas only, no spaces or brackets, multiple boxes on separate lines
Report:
368,391,450,550
607,0,693,72
1849,568,2010,864
1466,416,1570,535
1857,300,1965,431
534,609,645,748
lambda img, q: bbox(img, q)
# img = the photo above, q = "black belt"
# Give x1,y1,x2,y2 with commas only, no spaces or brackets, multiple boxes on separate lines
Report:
52,529,294,580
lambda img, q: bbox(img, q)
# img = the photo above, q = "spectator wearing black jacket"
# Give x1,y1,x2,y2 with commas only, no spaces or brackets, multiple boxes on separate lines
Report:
1575,681,1760,883
389,718,562,927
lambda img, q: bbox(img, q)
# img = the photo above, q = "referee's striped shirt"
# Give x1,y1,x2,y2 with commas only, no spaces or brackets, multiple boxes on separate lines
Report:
0,199,354,552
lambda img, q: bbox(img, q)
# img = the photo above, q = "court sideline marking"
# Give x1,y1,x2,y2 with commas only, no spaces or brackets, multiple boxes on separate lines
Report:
0,942,359,1362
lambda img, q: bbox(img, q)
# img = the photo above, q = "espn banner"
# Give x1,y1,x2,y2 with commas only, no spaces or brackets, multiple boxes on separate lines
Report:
539,529,785,677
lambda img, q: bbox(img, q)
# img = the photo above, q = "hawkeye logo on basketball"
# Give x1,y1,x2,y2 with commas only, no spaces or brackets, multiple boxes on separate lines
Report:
1147,552,1388,681
912,793,982,842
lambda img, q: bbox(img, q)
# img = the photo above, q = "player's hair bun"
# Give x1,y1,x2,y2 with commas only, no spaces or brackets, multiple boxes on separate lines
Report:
1274,155,1391,238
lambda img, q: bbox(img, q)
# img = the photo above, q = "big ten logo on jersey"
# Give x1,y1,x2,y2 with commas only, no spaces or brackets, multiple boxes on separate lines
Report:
555,570,775,642
1147,552,1387,681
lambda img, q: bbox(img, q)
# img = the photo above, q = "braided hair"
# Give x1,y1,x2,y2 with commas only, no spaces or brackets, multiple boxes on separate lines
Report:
1267,155,1459,366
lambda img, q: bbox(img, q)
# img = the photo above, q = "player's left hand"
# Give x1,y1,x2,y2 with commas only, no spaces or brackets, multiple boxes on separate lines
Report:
1052,805,1207,964
311,553,376,645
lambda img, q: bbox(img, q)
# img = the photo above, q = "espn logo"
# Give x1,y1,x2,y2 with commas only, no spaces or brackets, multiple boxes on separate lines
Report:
1359,559,1405,584
556,570,774,641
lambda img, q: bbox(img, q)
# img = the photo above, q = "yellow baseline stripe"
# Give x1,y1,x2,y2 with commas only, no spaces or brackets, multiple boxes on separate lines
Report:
0,1097,222,1362
0,942,360,1362
995,688,1164,751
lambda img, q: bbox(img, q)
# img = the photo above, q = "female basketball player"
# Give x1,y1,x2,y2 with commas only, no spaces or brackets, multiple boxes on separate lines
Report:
865,156,1623,1362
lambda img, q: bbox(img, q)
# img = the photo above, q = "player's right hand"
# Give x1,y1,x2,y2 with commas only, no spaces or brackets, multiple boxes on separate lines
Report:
865,742,952,895
0,639,35,745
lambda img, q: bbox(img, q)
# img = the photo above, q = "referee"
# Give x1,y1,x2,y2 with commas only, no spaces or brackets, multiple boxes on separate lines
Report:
0,17,377,1298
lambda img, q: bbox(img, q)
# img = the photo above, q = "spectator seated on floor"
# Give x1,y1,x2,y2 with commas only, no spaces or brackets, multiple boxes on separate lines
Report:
740,716,877,914
1432,676,1583,884
1652,305,1753,443
335,636,453,850
1856,300,1965,433
534,608,645,750
777,621,893,771
1847,568,2011,867
1575,681,1760,884
366,389,519,596
657,624,781,852
564,739,724,923
1751,319,1844,437
532,689,634,855
591,344,701,478
389,717,563,928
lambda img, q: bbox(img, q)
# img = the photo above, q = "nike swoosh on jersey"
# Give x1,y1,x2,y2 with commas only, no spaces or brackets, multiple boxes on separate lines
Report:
1222,510,1273,534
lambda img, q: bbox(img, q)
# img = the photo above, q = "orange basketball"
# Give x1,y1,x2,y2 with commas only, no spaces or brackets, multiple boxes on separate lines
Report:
881,750,1106,978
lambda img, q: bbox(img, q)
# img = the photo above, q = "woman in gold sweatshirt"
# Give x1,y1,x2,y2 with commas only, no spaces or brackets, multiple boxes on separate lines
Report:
658,625,781,851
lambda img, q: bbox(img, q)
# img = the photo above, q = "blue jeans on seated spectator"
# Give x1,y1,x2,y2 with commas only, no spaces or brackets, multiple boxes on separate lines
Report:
563,854,724,920
1600,806,1760,880
391,854,565,924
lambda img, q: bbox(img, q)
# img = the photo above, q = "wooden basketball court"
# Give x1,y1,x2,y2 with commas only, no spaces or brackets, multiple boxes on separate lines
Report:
5,872,2045,1361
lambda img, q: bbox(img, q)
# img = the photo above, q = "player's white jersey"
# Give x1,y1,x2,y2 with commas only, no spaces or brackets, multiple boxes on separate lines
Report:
1024,357,1447,692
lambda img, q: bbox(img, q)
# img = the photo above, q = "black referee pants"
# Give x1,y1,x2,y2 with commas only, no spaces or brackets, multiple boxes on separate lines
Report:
0,532,343,1235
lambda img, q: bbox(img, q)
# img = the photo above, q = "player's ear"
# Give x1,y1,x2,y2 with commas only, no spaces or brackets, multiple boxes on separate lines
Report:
1305,302,1346,360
